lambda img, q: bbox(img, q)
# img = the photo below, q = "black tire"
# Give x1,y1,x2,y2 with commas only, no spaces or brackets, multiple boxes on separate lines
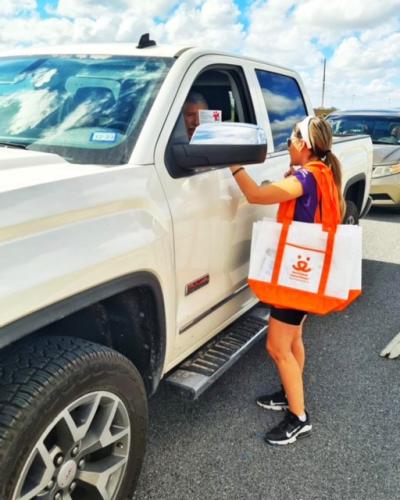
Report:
0,336,148,500
343,200,359,225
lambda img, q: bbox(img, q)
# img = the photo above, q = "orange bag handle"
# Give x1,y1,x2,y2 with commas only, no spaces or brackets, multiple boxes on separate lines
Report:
273,161,341,291
306,162,341,229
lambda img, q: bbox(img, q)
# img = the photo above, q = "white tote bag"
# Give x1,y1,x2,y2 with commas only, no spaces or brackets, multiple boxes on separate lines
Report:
248,218,362,314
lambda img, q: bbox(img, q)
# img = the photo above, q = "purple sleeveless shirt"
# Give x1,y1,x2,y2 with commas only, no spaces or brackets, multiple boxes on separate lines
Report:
293,168,318,223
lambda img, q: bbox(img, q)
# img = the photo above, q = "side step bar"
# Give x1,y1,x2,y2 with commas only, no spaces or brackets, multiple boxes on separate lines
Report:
165,304,269,400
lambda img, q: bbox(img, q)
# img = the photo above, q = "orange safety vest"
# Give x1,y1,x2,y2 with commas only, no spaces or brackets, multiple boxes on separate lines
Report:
276,161,341,226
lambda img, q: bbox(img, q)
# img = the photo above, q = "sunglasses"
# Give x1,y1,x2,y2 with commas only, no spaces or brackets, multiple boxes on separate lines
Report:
287,134,302,148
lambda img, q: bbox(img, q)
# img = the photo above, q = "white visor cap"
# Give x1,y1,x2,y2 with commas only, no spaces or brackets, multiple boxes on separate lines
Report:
297,116,313,149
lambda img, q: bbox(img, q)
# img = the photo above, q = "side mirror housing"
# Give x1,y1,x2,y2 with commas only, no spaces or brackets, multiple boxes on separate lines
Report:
171,122,267,170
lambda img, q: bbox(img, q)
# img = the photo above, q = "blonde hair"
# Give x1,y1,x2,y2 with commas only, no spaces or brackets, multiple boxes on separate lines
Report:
295,117,346,219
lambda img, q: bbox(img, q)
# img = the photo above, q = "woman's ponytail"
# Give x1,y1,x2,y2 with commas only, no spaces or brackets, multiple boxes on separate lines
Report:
324,150,346,218
308,118,346,220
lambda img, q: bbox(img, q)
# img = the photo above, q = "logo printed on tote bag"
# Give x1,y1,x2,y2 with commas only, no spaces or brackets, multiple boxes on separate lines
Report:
290,255,312,283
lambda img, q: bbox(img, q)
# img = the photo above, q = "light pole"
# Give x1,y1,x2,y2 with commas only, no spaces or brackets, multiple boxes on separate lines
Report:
321,58,326,108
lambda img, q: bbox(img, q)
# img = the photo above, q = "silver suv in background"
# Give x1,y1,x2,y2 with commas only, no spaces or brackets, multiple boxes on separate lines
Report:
327,110,400,206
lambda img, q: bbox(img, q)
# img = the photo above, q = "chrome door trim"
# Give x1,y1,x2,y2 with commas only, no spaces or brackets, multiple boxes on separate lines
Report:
179,282,249,334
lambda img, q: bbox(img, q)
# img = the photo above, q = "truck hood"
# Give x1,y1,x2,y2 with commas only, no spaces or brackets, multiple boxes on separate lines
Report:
0,147,106,192
0,147,135,234
0,147,169,331
372,144,400,165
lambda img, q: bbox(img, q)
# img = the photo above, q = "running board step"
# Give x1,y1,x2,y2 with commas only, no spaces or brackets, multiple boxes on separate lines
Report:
165,304,269,400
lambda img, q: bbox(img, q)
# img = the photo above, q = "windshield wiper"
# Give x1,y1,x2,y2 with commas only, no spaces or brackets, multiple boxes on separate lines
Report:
0,142,27,149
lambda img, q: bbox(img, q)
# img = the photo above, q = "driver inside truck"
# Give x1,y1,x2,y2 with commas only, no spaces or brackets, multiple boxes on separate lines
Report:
183,91,208,140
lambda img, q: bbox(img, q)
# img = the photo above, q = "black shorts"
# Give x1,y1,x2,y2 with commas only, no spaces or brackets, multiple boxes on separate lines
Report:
270,307,307,326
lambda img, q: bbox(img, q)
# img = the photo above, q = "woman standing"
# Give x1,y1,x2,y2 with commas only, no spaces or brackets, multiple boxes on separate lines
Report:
230,116,345,445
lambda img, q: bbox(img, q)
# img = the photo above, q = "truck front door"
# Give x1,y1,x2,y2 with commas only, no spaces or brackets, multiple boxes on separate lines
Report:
155,56,275,365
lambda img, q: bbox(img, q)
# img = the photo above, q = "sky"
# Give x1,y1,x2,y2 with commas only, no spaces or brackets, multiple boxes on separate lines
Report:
0,0,399,110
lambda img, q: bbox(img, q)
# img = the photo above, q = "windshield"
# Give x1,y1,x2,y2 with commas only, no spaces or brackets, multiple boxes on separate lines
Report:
0,55,173,164
327,115,400,145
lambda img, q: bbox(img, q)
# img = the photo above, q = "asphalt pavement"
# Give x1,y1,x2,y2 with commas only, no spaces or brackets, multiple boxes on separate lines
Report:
133,206,400,500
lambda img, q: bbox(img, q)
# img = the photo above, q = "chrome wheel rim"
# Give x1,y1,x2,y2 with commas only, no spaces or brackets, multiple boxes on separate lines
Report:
345,215,356,224
12,391,131,500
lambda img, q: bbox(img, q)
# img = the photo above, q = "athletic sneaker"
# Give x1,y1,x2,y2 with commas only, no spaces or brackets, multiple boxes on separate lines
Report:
256,388,288,411
264,411,312,446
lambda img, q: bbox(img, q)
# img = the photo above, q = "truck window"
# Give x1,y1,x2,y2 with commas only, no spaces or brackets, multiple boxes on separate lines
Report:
166,66,256,177
255,70,307,152
0,55,173,165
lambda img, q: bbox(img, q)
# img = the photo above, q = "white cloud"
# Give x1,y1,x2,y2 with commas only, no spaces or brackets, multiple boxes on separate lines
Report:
116,17,159,42
294,0,400,30
330,31,400,75
161,0,244,52
314,27,400,108
56,0,130,19
241,0,400,109
243,1,324,72
0,0,398,110
0,0,36,18
0,16,73,45
38,0,244,50
56,0,176,20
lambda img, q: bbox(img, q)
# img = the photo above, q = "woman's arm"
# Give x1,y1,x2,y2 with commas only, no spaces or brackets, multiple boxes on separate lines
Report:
229,165,304,205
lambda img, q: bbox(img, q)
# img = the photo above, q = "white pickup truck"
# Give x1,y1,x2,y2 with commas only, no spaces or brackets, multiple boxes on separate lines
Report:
0,37,372,499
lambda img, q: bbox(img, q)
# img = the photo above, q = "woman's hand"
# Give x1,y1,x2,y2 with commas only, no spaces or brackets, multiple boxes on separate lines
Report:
228,163,303,205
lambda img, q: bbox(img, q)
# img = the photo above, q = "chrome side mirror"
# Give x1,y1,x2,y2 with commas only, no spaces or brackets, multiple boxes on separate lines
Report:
190,122,267,145
172,122,267,170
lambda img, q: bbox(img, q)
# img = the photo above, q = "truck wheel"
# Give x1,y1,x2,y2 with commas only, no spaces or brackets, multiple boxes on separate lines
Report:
343,200,359,225
0,336,148,500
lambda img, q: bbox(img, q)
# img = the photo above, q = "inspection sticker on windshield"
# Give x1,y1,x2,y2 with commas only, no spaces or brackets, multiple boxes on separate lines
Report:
199,110,222,124
90,132,117,143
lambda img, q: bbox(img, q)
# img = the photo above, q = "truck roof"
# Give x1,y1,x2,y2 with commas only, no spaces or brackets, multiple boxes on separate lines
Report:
0,43,292,73
0,43,186,58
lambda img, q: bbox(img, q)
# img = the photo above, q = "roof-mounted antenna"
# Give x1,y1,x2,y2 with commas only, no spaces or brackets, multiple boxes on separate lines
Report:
137,33,156,49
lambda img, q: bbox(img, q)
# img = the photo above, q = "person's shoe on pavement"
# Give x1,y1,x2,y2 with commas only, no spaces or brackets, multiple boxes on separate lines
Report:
256,388,288,411
264,410,312,445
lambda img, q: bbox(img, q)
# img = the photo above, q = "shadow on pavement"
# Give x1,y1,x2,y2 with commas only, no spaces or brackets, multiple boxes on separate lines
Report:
365,205,400,222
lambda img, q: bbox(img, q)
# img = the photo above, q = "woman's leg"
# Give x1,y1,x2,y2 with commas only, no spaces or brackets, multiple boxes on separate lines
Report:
266,316,305,417
291,317,306,373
